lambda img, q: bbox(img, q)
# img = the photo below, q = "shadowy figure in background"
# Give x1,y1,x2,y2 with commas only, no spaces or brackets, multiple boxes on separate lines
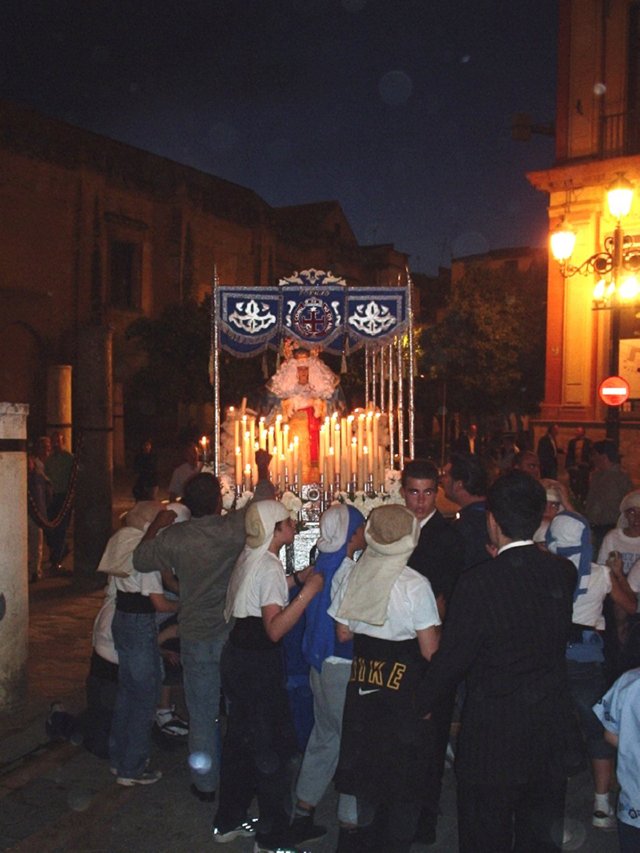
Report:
133,438,159,501
44,431,74,572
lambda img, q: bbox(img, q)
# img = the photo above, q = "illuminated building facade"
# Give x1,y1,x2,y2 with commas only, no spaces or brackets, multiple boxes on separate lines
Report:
528,0,640,457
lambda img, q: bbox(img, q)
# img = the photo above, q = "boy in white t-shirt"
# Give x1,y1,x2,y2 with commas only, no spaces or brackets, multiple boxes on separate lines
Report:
593,667,640,853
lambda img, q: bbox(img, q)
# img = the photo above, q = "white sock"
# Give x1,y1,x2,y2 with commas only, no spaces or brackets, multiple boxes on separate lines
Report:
594,792,611,814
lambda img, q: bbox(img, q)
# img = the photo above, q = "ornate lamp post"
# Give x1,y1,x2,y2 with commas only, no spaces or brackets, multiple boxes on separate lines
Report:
550,175,640,443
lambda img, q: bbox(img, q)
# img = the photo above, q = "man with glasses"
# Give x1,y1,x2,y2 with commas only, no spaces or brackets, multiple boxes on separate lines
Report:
401,459,464,846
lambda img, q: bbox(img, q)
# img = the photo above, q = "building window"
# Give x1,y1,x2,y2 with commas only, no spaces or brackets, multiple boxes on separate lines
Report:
109,239,141,309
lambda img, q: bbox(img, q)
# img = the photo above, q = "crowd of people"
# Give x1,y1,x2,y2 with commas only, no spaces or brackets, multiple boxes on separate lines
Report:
50,426,640,853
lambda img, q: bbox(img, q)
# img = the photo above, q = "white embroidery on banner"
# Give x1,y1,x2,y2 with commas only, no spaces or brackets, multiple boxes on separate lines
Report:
348,301,396,336
228,300,277,335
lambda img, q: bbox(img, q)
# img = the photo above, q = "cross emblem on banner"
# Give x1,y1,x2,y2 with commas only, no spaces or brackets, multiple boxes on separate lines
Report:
292,298,333,339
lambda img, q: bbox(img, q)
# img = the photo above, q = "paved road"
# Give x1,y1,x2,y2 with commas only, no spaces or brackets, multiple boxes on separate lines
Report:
0,578,622,852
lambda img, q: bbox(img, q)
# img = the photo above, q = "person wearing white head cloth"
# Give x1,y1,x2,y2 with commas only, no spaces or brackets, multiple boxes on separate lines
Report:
97,500,179,787
214,500,323,852
290,504,365,847
328,504,441,853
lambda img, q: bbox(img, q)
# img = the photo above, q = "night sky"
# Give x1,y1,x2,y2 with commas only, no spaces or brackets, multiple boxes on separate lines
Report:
2,0,558,275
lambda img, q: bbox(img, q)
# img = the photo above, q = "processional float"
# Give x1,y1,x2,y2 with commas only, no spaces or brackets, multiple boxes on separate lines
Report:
210,269,415,509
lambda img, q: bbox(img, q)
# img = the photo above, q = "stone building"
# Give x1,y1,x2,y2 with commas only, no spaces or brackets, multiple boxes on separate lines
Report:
0,99,408,448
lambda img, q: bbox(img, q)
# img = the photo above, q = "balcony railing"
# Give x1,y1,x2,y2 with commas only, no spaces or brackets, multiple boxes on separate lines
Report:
600,110,640,157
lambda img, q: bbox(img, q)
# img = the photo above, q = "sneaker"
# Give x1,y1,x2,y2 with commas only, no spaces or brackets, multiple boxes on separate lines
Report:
288,813,327,844
592,809,616,830
212,818,258,843
253,843,305,853
156,716,189,737
116,769,162,787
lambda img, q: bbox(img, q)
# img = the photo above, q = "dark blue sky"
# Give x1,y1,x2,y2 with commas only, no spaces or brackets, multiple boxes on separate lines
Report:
2,0,558,274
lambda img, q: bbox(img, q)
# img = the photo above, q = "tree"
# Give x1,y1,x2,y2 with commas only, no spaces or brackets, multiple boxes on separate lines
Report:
420,263,546,420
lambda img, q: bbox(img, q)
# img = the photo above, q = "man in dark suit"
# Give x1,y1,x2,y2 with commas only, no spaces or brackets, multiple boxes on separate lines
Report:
565,426,592,503
417,471,576,852
453,423,479,456
538,423,562,479
401,459,465,845
441,451,491,570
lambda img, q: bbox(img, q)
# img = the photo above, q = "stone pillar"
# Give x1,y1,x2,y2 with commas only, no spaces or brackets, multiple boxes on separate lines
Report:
0,402,29,713
46,365,73,449
113,382,126,470
74,326,113,575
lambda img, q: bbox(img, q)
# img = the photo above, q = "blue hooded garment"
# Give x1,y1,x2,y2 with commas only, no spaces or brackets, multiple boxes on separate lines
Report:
302,505,365,673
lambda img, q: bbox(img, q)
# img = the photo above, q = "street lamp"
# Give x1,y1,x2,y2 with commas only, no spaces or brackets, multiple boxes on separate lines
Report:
550,174,640,442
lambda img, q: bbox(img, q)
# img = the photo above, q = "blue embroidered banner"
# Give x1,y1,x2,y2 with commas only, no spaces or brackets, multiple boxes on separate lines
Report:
218,272,409,357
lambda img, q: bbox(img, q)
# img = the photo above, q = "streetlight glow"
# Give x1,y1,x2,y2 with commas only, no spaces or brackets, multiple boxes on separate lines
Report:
550,219,576,263
619,275,640,301
607,174,633,220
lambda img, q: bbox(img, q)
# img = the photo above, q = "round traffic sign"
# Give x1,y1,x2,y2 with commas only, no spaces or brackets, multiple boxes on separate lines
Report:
598,375,630,406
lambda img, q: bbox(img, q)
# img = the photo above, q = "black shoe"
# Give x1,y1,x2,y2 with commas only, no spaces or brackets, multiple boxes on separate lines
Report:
254,833,305,852
337,826,367,852
287,813,327,844
190,783,216,802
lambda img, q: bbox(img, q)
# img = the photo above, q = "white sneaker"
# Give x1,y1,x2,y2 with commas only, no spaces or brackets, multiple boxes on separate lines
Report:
116,769,162,787
592,809,616,831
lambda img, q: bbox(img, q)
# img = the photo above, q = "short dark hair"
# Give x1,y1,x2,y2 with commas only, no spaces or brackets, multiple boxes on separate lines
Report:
448,452,488,497
486,470,546,540
182,473,221,517
401,458,439,487
593,439,619,463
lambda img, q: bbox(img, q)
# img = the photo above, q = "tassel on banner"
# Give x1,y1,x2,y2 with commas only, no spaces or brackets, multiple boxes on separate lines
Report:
261,352,269,379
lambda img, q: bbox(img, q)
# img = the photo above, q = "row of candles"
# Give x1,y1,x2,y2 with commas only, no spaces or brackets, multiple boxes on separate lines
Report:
225,405,387,492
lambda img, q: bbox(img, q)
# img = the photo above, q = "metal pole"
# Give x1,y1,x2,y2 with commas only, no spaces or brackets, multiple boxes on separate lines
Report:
365,344,370,407
212,271,221,476
406,275,416,459
396,336,405,469
379,346,385,413
606,222,622,444
387,342,395,468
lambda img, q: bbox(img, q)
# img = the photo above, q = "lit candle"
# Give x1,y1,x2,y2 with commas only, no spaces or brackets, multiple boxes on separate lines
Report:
275,414,283,458
280,453,286,489
293,436,301,487
328,446,335,482
357,414,365,456
244,463,252,491
235,446,242,487
259,417,267,449
234,412,240,452
373,411,380,455
243,430,251,475
364,444,371,480
267,425,275,455
351,437,357,486
334,423,341,476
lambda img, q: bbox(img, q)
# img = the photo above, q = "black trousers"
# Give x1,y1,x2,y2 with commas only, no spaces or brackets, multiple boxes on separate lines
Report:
216,641,297,838
457,775,566,853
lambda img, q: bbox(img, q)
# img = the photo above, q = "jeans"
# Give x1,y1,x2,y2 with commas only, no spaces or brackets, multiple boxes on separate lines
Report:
181,635,226,793
110,610,162,778
566,659,616,760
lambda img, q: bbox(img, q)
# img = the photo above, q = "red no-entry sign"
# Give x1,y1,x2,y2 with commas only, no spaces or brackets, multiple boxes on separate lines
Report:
598,375,630,406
